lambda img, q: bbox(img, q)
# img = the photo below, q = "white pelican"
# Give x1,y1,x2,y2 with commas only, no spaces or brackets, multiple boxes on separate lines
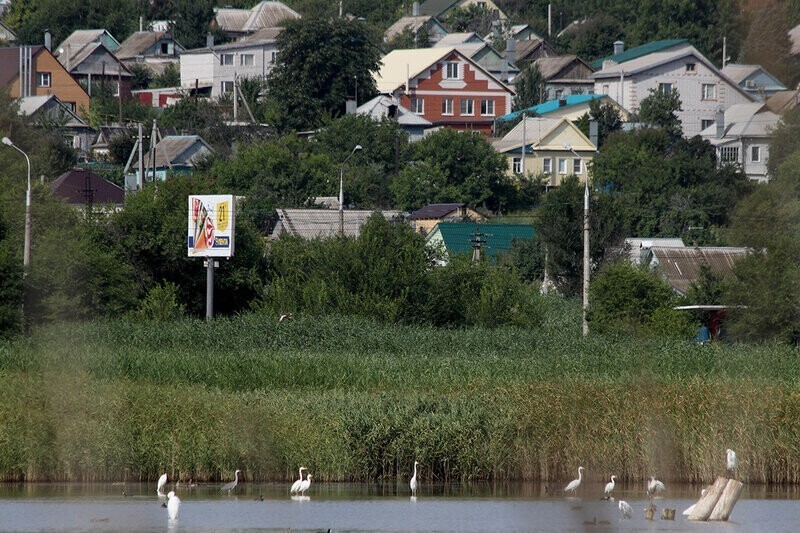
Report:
290,466,307,494
564,466,584,494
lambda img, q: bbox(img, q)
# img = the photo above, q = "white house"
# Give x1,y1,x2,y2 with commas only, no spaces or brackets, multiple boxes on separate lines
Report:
592,39,753,137
700,103,780,183
180,31,280,99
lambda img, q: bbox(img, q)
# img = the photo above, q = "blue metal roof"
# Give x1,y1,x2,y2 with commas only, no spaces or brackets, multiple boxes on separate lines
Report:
497,94,606,122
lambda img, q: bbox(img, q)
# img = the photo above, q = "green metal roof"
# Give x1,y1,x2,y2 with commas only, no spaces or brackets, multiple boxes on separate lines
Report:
591,39,687,70
429,222,535,260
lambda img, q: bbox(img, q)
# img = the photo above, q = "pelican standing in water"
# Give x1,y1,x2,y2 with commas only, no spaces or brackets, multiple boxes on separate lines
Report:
604,475,616,499
618,500,632,519
410,461,420,496
564,466,584,494
220,469,242,493
157,473,168,495
291,466,307,494
167,491,181,520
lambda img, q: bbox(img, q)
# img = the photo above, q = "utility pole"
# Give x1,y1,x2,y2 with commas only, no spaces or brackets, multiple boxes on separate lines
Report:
206,259,216,320
470,226,487,262
564,143,590,336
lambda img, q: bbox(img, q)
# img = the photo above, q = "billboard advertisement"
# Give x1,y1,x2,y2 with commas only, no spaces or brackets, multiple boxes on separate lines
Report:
188,195,235,257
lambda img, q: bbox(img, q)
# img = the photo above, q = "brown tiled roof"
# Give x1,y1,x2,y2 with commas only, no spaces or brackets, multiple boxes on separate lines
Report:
52,168,124,205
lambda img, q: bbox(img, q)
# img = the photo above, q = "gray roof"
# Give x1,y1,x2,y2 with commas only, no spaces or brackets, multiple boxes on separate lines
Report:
532,55,592,80
648,246,750,295
624,237,685,265
721,63,762,84
214,1,300,34
435,32,484,46
239,27,284,42
384,15,436,42
271,208,403,239
418,0,460,16
55,29,118,57
356,95,433,127
409,203,466,220
152,135,213,168
115,31,182,60
17,94,90,128
699,103,779,142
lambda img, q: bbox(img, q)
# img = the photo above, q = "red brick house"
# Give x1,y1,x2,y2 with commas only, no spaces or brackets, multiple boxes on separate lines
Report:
374,48,514,133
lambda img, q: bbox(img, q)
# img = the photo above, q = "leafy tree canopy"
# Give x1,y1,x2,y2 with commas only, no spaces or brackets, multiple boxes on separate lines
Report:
637,87,683,137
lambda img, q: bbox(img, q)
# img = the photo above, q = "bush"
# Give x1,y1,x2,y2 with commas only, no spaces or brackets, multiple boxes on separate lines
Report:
133,282,186,322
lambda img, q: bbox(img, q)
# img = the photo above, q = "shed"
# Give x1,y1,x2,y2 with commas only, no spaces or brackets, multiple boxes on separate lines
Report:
52,168,124,208
426,222,535,262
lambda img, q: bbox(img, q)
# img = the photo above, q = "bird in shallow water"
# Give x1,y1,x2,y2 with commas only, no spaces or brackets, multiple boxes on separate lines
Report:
647,476,666,495
220,469,242,493
564,466,584,494
291,466,307,494
726,449,737,474
410,461,419,497
157,473,168,495
618,500,632,519
167,491,180,520
604,475,616,499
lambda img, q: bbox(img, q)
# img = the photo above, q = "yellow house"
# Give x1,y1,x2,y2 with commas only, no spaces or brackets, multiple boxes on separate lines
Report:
492,117,596,187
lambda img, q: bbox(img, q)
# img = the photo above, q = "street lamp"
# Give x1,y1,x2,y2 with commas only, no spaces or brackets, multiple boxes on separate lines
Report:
339,144,362,237
564,143,589,336
2,137,31,270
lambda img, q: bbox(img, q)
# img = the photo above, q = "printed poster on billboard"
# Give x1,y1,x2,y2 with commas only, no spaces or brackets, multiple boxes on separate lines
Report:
187,195,235,257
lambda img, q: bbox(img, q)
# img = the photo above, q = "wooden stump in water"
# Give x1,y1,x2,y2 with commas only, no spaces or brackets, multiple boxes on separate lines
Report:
661,508,675,520
644,502,656,520
688,477,743,522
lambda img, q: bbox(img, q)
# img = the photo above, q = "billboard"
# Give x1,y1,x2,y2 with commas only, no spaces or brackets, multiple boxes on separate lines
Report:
188,195,235,257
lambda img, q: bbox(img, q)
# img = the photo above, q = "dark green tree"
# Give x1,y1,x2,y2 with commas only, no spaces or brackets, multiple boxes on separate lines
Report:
512,63,546,111
555,14,623,61
152,63,181,88
444,4,499,34
637,87,683,137
575,99,622,148
266,17,382,131
765,107,800,177
128,63,153,91
740,3,799,86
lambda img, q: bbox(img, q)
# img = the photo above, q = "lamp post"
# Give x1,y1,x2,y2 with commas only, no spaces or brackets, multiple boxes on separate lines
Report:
564,143,589,336
339,144,362,237
2,137,31,270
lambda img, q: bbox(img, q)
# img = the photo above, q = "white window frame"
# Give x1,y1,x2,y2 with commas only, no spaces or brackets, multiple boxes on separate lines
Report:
240,54,254,66
659,82,673,94
442,98,454,115
512,157,523,174
557,158,567,174
750,145,761,163
410,96,424,114
701,119,714,131
572,158,582,174
542,158,552,174
460,98,474,116
220,54,234,66
444,62,459,80
720,146,739,163
701,83,716,100
37,72,51,88
480,99,494,116
221,80,234,94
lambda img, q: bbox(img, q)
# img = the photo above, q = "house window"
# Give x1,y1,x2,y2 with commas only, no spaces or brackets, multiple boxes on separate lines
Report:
573,158,582,174
160,42,170,55
750,145,761,162
602,84,609,95
481,99,494,116
460,98,474,115
270,51,277,62
221,80,234,94
240,54,254,66
64,101,76,112
701,119,714,131
444,62,459,79
701,83,716,100
719,146,739,163
442,98,453,115
410,96,424,114
37,72,51,87
542,158,552,174
558,158,567,174
220,54,234,65
555,89,563,100
512,157,523,174
686,63,696,72
659,83,673,94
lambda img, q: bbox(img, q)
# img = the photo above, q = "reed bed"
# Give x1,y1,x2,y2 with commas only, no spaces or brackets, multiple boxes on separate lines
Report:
0,306,798,484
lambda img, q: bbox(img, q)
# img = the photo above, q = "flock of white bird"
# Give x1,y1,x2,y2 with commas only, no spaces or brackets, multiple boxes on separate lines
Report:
564,448,737,521
152,449,737,522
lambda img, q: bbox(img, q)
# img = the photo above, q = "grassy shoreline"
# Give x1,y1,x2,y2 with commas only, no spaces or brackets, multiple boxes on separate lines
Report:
0,306,798,484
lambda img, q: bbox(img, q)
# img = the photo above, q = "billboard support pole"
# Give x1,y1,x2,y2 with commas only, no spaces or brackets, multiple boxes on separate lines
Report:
206,259,215,320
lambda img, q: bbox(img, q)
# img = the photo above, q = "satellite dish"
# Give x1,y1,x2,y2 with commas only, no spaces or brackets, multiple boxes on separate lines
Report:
58,48,64,54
